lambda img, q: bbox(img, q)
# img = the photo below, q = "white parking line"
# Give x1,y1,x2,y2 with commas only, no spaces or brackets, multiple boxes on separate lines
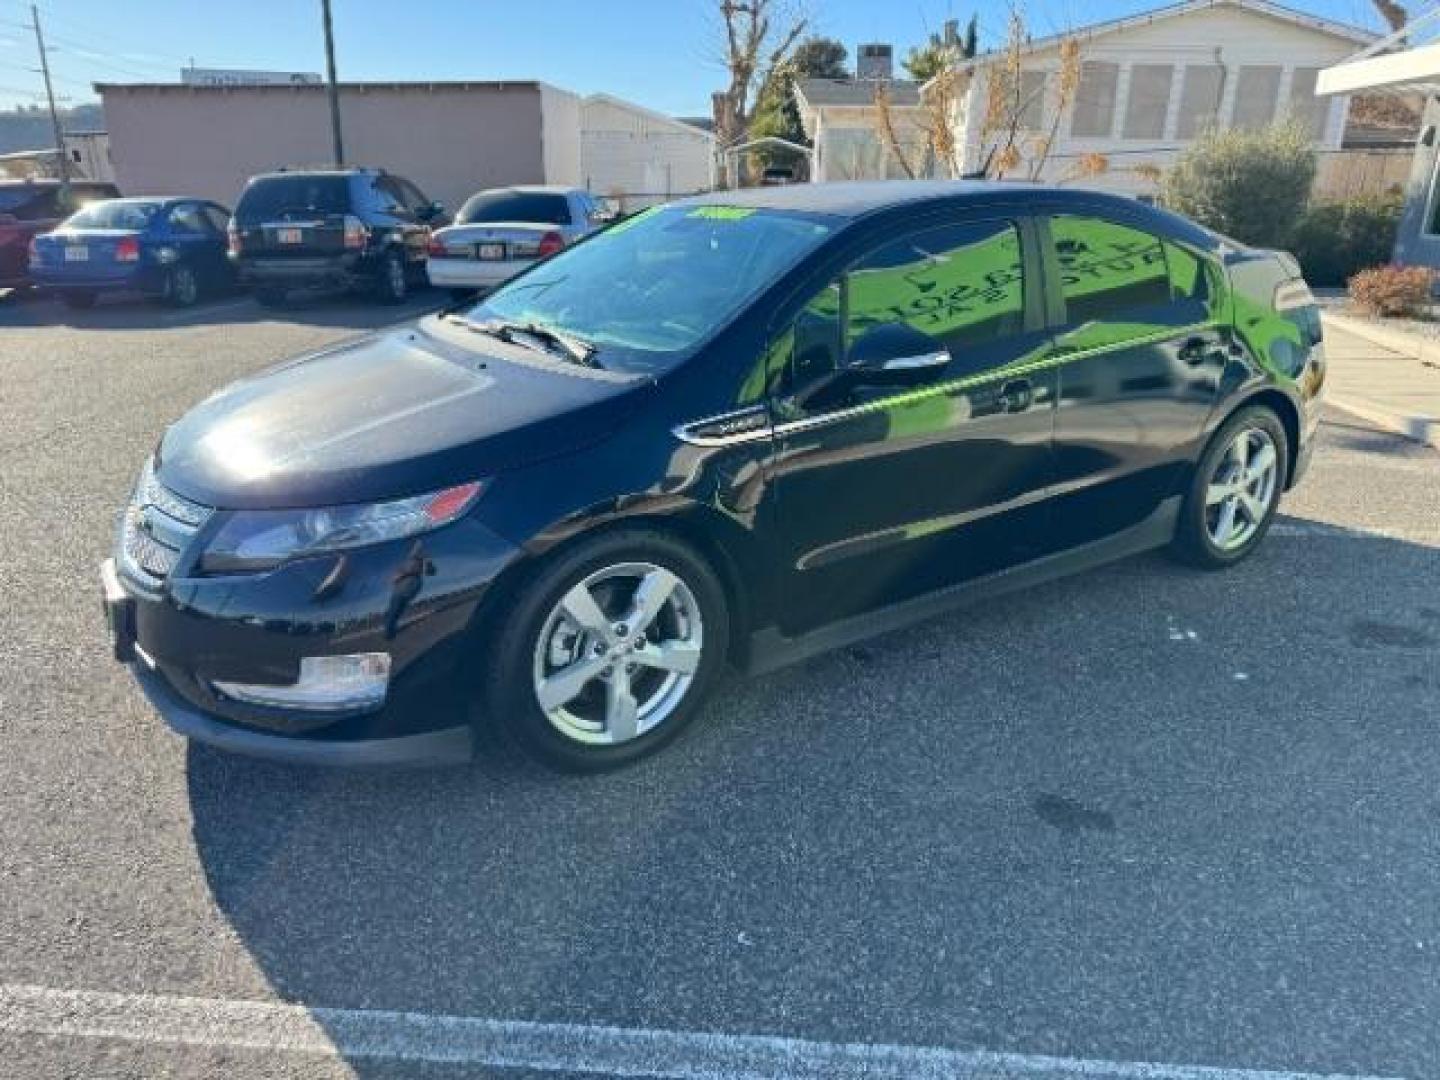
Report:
0,984,1404,1080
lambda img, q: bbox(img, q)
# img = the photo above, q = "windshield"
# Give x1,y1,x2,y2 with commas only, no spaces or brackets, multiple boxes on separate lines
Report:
466,204,836,373
458,191,571,225
64,201,161,230
236,175,349,219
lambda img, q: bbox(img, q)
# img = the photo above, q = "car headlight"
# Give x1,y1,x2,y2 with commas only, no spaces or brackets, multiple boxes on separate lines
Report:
201,481,484,572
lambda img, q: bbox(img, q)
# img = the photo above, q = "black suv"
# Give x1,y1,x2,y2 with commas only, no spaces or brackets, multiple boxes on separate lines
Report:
228,168,447,304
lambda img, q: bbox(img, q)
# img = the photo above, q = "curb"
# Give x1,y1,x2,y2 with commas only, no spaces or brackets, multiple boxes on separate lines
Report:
1322,309,1440,365
1325,398,1440,451
1320,311,1440,451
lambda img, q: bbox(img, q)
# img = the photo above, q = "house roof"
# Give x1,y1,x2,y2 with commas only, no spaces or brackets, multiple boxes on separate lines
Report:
952,0,1375,74
794,78,923,109
583,92,716,141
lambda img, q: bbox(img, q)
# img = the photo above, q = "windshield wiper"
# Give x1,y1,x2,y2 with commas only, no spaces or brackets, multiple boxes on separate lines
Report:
453,316,600,368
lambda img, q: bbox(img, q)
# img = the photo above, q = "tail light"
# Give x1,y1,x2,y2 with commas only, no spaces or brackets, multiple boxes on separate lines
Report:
426,233,447,258
342,214,368,251
115,237,140,263
227,223,242,256
537,231,565,258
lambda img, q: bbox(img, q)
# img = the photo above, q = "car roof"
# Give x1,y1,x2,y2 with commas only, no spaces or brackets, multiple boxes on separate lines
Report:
670,180,1216,248
671,180,1132,218
464,185,584,197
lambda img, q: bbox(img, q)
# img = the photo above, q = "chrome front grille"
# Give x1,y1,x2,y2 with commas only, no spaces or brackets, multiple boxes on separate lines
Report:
117,461,213,585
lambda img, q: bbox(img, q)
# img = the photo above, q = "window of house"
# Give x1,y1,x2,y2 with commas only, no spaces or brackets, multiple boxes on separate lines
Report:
784,220,1027,411
1050,215,1171,324
1175,65,1225,139
1233,65,1282,130
1018,70,1048,131
1123,64,1174,140
1287,67,1328,139
1071,62,1120,138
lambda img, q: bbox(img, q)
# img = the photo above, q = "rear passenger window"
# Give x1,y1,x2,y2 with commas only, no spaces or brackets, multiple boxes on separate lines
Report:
1051,216,1170,323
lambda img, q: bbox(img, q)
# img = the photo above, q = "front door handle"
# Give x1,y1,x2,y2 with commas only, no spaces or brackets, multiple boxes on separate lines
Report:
1178,336,1217,365
998,378,1033,413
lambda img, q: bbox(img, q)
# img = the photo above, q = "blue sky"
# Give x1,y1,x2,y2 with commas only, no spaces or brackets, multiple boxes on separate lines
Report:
0,0,1389,115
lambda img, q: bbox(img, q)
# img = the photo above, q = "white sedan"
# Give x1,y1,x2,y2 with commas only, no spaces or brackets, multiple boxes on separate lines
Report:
426,186,610,296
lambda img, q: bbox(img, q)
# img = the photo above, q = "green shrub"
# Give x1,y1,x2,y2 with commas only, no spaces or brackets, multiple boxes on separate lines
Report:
1161,122,1316,250
1291,193,1404,288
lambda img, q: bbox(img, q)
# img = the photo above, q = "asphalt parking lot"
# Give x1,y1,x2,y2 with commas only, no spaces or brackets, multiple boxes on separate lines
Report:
0,288,1437,1080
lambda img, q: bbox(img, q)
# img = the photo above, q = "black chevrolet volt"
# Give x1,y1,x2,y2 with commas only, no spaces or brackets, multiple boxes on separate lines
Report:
102,183,1325,772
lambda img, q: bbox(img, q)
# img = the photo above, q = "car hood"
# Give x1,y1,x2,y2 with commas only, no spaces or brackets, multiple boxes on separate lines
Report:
157,316,650,510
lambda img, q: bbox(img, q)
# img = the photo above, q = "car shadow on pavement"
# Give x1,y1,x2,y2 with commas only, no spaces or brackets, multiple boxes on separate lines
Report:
184,527,1440,1078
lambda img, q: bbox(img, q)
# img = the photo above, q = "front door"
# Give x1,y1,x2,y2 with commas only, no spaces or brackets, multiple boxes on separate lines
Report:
768,216,1057,636
1038,214,1229,549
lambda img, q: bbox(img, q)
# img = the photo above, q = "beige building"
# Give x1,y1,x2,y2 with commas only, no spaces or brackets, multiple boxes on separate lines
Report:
96,80,584,211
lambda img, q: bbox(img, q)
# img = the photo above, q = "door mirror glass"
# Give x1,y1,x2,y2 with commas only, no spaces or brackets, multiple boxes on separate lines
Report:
845,322,949,387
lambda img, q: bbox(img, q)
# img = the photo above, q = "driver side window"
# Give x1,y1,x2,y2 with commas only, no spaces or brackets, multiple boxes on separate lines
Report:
782,219,1027,415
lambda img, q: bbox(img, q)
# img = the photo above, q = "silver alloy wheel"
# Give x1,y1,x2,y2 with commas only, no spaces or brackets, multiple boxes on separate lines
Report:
386,253,406,298
532,561,703,746
1205,426,1279,551
171,266,197,306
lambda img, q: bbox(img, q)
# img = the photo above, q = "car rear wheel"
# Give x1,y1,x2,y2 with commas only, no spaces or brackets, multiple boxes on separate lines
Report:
483,530,729,772
375,249,407,304
167,265,199,308
59,289,96,310
1171,405,1288,569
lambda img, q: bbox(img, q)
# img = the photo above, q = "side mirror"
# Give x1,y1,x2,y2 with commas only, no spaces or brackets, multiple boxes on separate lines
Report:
844,322,949,387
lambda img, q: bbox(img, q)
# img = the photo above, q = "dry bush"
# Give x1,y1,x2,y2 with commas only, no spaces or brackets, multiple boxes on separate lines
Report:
1348,264,1435,318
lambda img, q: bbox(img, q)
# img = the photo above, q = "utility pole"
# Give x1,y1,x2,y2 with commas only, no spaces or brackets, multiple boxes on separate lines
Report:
320,0,344,166
30,4,69,192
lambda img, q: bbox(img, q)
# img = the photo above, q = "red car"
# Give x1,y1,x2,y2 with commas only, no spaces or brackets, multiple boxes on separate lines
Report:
0,179,119,289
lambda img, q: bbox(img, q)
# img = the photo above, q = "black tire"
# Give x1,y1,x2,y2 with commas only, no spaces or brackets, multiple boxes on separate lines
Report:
59,289,96,310
1170,404,1289,569
254,286,288,308
482,529,730,773
166,264,200,308
374,249,408,304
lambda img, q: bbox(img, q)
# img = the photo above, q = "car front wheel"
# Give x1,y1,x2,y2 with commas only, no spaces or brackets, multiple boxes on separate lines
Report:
483,530,729,772
1171,405,1289,569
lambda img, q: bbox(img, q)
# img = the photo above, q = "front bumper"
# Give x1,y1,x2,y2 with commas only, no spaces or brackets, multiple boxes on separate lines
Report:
100,513,521,766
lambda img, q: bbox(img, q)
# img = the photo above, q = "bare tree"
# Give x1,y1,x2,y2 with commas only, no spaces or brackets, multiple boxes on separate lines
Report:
1370,0,1407,32
715,0,808,182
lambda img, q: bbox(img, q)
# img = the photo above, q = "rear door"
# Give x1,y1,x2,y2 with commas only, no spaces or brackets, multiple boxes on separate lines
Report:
1037,212,1228,548
768,214,1057,635
164,202,229,286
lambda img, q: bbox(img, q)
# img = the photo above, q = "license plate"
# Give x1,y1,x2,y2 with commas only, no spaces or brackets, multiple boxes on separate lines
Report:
64,245,88,262
476,242,506,261
277,227,303,244
99,559,136,662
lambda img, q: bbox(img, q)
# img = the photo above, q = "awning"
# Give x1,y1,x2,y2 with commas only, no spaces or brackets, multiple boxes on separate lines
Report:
1318,5,1440,98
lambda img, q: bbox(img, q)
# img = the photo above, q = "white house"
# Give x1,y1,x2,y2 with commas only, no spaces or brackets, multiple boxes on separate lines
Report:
580,93,715,210
793,76,929,182
945,0,1375,196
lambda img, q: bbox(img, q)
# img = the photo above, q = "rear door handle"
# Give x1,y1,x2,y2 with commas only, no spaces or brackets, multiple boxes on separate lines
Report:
998,378,1033,412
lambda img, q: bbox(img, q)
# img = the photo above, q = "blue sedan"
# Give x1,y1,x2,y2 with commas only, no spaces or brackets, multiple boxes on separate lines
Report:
30,196,234,309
